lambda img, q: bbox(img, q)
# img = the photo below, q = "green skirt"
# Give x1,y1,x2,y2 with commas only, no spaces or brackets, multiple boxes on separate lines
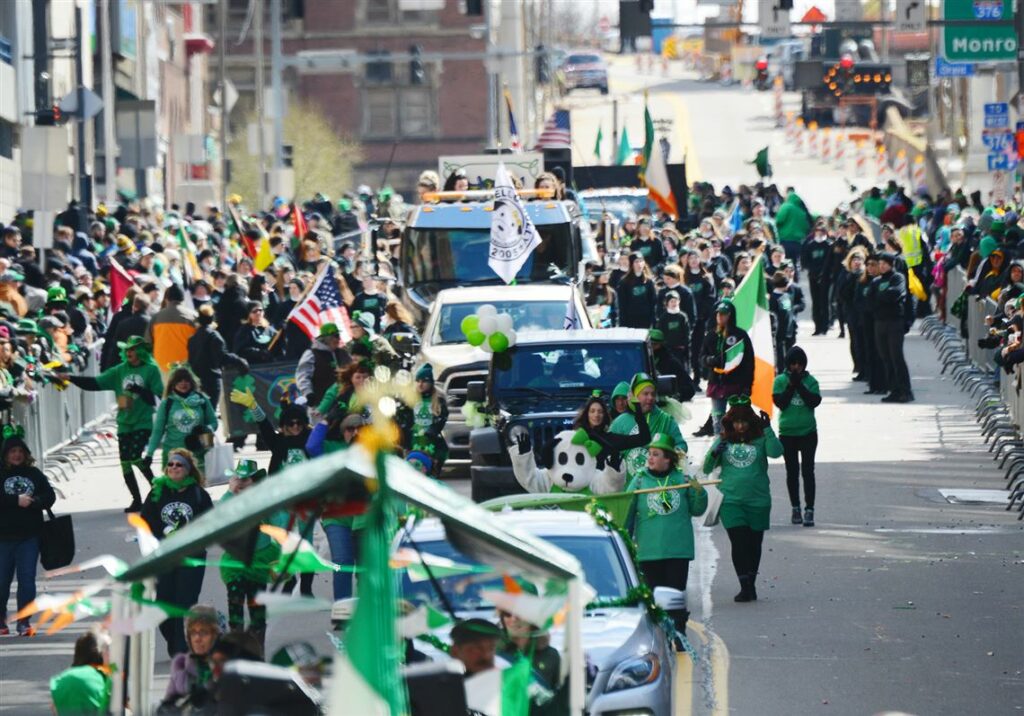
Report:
719,501,770,531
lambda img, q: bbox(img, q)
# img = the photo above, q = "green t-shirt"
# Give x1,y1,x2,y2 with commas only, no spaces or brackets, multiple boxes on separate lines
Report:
50,665,111,715
626,468,708,561
702,428,783,508
609,406,688,482
772,373,819,437
94,360,164,433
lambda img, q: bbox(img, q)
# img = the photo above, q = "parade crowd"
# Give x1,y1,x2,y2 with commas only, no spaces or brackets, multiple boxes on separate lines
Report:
0,168,1012,714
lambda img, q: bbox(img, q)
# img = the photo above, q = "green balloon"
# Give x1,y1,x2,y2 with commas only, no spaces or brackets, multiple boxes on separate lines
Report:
460,315,480,336
488,331,510,353
467,329,486,346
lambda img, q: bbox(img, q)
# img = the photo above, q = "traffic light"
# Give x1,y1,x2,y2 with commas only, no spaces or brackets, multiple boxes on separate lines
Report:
409,45,425,85
535,44,550,84
35,104,64,126
282,144,293,169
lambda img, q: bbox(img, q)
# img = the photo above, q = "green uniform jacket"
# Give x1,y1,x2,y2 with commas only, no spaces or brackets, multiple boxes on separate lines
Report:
609,406,688,482
627,468,708,561
774,192,812,244
94,361,164,433
772,373,820,437
146,391,217,457
702,427,783,531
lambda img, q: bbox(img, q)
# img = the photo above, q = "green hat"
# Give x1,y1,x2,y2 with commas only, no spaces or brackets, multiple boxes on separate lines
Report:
353,311,376,333
227,458,267,483
990,220,1006,237
727,394,752,407
117,335,149,352
46,286,67,304
318,322,340,338
649,329,665,342
648,432,677,453
715,299,734,314
630,372,655,397
415,363,434,382
611,381,630,400
15,318,37,334
979,235,998,259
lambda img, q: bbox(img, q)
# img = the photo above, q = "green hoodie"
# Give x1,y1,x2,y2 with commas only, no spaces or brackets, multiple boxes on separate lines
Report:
773,192,812,244
94,359,164,433
146,390,217,458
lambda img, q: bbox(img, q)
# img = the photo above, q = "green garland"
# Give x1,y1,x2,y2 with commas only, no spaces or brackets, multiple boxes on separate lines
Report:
583,502,679,643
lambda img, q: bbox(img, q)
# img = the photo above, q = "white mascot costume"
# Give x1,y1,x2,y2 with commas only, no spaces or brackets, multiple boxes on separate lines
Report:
509,429,625,495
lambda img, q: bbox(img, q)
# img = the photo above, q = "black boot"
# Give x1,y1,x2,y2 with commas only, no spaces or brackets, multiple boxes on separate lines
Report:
749,572,758,601
668,608,690,637
693,415,714,437
734,575,755,602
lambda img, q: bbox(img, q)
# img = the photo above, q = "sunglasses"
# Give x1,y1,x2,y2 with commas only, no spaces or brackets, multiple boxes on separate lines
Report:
168,461,189,469
284,419,304,427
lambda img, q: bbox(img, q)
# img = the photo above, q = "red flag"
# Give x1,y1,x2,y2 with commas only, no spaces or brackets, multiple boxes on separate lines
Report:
292,203,309,241
109,258,135,310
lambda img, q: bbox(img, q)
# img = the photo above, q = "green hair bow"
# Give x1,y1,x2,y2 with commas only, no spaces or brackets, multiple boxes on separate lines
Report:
571,428,603,458
727,394,752,407
3,424,25,440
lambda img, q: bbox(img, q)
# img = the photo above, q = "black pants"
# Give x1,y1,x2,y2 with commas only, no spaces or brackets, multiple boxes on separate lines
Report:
848,319,865,375
690,320,706,383
874,318,911,395
640,558,690,592
862,318,887,392
725,526,764,578
117,429,155,503
781,432,817,509
156,564,206,658
809,278,831,333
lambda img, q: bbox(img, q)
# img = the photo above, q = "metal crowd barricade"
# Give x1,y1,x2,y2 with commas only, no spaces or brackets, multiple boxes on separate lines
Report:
11,340,116,479
965,295,998,372
944,267,967,331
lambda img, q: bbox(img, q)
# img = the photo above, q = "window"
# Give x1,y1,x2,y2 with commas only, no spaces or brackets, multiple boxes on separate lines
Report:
363,89,398,138
365,0,392,23
361,0,438,25
0,121,13,159
399,88,432,137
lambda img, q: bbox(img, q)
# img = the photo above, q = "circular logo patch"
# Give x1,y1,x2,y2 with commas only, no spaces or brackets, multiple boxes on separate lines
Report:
646,488,681,516
726,443,757,469
160,501,194,534
3,475,34,496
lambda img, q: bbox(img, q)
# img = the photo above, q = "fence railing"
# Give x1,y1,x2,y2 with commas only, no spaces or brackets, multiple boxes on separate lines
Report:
11,340,115,473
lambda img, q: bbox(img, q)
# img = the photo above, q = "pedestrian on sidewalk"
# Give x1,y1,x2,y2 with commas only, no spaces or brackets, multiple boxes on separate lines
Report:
0,432,56,636
626,433,707,631
701,300,754,434
140,449,213,657
702,395,783,602
858,255,888,395
801,223,834,335
61,336,164,511
144,364,218,469
871,253,914,403
772,347,822,527
616,252,657,329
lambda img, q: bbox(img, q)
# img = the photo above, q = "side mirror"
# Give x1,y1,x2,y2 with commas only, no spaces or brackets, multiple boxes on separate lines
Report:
652,586,687,612
466,381,486,404
655,374,676,396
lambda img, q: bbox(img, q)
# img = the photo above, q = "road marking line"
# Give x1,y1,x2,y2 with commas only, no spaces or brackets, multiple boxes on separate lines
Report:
690,621,731,716
675,645,695,715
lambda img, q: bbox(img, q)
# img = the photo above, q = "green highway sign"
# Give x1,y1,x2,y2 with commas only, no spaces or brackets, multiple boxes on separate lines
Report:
942,0,1016,62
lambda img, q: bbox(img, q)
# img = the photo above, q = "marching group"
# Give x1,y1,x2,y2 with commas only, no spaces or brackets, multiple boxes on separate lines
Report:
1,170,1008,713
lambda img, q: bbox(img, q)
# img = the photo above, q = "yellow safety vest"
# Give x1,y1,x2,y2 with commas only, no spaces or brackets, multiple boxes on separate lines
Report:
898,225,924,268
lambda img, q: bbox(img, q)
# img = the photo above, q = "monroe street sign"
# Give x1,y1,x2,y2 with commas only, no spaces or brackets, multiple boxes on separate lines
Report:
942,0,1016,62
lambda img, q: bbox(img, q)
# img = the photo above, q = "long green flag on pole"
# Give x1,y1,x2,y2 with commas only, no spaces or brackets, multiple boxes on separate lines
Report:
615,127,632,165
593,125,603,163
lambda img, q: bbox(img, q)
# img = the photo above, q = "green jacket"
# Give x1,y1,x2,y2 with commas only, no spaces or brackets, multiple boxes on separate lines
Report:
702,428,783,509
609,406,688,482
94,360,164,433
627,468,708,561
146,391,217,456
774,193,812,244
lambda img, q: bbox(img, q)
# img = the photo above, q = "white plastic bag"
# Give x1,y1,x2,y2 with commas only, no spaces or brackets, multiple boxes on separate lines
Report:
702,483,724,527
204,443,234,486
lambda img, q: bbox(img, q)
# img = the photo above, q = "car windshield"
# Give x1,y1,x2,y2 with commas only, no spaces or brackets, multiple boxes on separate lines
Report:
581,194,657,223
566,54,601,65
493,342,644,396
404,224,574,286
400,533,631,613
433,301,571,345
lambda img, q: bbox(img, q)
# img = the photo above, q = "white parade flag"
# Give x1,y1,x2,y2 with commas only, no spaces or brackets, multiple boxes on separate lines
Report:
488,162,541,284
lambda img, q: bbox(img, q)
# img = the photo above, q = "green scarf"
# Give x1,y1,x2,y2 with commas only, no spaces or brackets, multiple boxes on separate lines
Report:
150,474,198,501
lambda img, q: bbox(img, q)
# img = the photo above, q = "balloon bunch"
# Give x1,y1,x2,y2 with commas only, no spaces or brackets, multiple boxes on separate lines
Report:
460,304,517,353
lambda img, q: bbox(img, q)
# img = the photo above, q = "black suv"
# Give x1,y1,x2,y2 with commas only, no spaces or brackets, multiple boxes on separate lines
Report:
467,328,676,502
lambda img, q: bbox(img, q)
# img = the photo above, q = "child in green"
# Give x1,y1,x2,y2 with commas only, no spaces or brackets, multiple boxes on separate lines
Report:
609,372,687,483
772,346,821,527
402,363,448,476
62,335,164,511
145,364,217,469
50,630,111,716
627,433,707,631
702,395,783,603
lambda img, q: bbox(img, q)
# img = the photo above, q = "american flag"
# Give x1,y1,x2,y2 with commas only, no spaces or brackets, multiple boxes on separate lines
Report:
504,89,522,153
288,266,352,342
533,109,571,149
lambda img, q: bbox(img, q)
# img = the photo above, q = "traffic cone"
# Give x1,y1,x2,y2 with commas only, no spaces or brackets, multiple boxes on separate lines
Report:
894,149,908,183
833,129,846,169
795,118,805,153
855,140,867,177
912,154,926,191
808,122,819,157
821,128,832,163
875,144,888,180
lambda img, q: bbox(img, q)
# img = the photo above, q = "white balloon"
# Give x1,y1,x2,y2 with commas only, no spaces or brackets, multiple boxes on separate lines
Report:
507,330,517,347
495,313,514,333
479,315,498,334
477,304,497,319
481,340,494,353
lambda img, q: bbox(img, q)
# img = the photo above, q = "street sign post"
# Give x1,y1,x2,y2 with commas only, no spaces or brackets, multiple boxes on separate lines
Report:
895,0,926,33
58,88,103,120
942,0,1016,62
935,57,976,77
758,0,791,38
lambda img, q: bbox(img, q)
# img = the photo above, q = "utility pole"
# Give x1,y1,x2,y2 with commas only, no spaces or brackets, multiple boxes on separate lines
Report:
1017,0,1024,198
486,0,497,147
75,0,91,208
270,0,284,177
254,0,266,210
218,0,228,211
100,0,116,205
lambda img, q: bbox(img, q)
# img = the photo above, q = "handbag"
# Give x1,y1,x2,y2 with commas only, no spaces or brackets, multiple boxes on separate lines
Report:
702,483,724,527
950,290,968,319
39,508,75,570
204,442,235,486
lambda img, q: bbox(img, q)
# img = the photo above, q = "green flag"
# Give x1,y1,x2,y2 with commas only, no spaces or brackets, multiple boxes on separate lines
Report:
593,125,604,162
750,147,772,178
642,98,655,174
615,127,633,165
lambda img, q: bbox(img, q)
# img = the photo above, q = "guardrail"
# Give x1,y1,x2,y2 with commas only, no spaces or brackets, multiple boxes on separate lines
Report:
11,340,116,478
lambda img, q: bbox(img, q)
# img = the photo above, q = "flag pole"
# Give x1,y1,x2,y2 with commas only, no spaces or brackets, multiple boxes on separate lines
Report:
267,259,331,353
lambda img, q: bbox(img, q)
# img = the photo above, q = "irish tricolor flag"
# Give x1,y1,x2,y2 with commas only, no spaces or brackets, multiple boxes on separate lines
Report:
733,254,775,415
642,97,678,216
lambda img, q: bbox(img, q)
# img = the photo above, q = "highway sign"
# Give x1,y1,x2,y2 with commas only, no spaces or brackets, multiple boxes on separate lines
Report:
935,57,975,77
987,154,1016,172
943,0,1016,62
895,0,926,32
982,129,1013,151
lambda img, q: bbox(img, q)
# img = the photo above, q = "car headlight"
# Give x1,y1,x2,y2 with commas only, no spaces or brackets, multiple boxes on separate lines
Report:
605,653,661,693
506,423,529,444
